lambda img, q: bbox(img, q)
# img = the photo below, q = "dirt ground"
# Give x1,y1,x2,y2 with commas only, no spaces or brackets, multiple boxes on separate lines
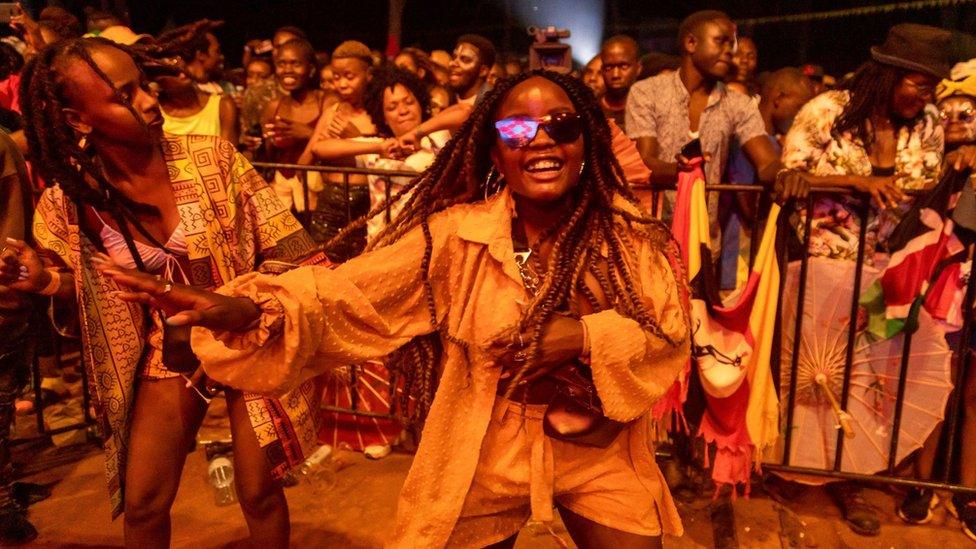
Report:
12,395,975,548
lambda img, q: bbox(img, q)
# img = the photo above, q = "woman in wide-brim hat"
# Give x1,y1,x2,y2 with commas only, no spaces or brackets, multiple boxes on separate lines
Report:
776,23,961,538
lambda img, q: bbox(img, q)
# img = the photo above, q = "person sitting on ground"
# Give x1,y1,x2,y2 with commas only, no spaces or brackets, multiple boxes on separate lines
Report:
261,38,327,212
599,35,641,131
582,54,605,98
448,34,494,106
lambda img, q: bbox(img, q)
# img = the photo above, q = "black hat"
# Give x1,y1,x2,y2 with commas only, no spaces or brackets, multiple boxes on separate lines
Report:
871,23,955,79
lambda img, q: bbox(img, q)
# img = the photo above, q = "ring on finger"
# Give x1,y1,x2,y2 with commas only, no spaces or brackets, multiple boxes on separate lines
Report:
513,351,527,362
160,281,173,295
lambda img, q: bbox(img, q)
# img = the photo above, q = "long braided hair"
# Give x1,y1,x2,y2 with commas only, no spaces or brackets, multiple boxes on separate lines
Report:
327,70,687,421
834,60,906,145
20,37,161,218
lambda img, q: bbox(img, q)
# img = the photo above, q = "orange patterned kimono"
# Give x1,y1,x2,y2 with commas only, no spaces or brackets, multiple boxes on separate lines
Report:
32,134,322,518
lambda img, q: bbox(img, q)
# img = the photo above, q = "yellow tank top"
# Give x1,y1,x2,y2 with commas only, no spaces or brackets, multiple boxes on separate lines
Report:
162,93,222,137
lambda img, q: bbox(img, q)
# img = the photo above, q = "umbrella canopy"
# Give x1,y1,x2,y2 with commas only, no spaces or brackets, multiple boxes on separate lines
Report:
778,257,953,482
318,361,408,453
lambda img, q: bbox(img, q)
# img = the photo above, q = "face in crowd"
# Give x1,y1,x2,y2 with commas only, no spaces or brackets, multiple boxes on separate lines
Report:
488,62,506,87
331,57,371,103
687,18,736,80
274,42,314,93
449,42,487,94
383,83,424,138
198,32,224,80
490,76,584,205
245,58,272,89
62,45,165,148
733,36,757,83
429,85,450,115
319,65,335,93
582,56,605,97
890,72,938,121
940,95,976,145
600,41,639,97
770,79,815,135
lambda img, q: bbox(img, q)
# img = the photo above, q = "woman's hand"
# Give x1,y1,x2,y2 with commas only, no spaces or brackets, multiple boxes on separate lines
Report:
947,145,976,172
272,116,314,141
851,174,905,210
490,315,585,384
93,254,261,332
0,238,48,293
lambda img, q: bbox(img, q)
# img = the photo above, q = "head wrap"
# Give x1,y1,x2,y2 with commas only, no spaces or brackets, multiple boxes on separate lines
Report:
938,58,976,101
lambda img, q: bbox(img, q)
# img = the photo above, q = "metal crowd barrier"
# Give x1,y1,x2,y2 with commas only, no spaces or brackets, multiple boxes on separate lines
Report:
29,160,959,493
637,181,976,495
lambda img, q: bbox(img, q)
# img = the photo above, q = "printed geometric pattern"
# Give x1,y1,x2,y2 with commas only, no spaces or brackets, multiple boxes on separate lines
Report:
33,134,321,518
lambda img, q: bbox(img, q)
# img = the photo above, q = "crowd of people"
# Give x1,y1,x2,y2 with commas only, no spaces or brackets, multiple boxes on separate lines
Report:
1,4,976,547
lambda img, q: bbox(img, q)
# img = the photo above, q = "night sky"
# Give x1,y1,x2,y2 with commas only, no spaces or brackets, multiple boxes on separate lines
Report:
51,1,976,77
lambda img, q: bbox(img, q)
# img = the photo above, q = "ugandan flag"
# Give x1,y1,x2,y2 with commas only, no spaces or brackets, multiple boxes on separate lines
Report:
660,159,780,490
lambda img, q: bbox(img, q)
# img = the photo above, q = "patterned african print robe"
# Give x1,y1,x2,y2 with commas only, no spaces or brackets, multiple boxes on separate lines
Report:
32,134,321,518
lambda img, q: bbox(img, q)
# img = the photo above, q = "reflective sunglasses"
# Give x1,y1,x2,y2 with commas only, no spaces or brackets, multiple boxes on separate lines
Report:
940,105,976,124
493,112,583,149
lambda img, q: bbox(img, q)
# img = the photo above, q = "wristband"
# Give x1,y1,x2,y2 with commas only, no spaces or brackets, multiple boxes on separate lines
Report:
38,269,60,296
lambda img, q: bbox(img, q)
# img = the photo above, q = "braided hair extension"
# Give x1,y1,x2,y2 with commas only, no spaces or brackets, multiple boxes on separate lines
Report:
833,60,905,146
325,70,687,420
21,37,159,218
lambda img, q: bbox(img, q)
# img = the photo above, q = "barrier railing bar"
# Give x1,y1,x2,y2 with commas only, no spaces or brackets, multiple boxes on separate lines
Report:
764,464,976,493
782,192,816,464
943,243,976,483
834,196,872,471
888,305,917,472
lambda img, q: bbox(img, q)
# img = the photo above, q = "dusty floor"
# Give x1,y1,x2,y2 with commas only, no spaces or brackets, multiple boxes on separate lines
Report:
11,395,976,548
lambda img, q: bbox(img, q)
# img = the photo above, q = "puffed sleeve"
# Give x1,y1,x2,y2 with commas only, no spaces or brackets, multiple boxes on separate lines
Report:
582,236,690,422
192,217,449,395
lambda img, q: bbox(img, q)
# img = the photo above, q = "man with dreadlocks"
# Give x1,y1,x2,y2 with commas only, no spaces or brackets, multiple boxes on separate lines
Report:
107,71,691,547
1,37,322,547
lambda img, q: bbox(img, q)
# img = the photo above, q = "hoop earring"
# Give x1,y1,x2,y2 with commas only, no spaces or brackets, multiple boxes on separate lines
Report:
484,166,500,201
579,160,586,176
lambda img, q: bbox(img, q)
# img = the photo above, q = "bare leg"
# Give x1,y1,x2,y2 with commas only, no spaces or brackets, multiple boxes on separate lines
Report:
914,421,942,480
557,504,663,549
226,390,290,547
123,377,208,549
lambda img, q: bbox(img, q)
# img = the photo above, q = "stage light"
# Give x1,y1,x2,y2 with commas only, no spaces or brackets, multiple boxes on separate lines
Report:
510,0,605,64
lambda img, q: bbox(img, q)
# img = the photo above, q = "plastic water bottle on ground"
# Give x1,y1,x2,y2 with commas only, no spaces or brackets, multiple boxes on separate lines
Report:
295,445,338,494
208,455,237,506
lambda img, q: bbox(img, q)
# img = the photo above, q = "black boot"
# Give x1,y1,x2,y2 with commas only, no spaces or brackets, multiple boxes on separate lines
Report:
0,504,37,545
827,482,880,536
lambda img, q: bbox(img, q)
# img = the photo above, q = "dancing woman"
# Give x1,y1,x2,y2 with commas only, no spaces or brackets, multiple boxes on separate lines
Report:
107,71,690,548
0,38,318,547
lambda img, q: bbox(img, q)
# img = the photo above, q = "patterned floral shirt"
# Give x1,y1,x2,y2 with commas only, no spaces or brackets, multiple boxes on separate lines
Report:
782,90,944,261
